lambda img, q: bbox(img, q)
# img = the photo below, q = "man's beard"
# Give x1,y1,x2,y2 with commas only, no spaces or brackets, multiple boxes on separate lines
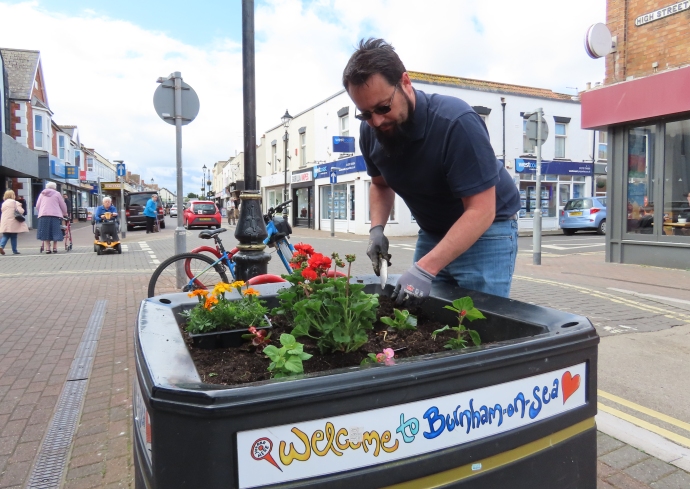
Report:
374,91,415,157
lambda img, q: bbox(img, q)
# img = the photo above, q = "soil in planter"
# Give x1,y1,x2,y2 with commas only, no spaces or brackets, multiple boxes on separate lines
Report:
185,296,475,386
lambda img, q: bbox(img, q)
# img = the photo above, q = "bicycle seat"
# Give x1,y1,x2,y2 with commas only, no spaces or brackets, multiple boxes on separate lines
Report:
198,228,227,239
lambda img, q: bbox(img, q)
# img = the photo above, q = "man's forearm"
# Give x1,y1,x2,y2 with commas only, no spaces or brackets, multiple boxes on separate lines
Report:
416,207,494,276
369,181,395,228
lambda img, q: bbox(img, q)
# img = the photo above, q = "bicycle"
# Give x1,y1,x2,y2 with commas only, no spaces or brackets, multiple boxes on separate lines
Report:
147,200,296,297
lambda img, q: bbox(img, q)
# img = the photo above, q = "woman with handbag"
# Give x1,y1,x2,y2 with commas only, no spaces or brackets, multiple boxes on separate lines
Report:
0,190,30,255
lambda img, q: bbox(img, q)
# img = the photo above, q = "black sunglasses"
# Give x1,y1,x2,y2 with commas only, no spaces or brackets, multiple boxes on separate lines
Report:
355,84,398,121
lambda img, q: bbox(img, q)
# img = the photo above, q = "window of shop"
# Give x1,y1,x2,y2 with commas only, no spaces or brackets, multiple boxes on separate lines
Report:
34,114,43,149
272,143,277,172
87,157,94,172
555,123,567,158
598,131,607,161
267,189,283,210
518,174,584,218
625,125,656,235
663,119,690,239
321,184,347,219
59,135,66,160
340,115,349,137
366,182,396,221
300,132,306,167
75,149,81,168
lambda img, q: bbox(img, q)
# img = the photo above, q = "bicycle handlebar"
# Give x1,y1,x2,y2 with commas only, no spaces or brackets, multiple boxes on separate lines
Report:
268,200,292,217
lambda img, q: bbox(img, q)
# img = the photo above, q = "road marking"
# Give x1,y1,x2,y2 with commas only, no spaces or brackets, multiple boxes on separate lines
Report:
514,276,690,324
598,404,690,449
607,288,690,306
599,390,690,433
540,243,605,251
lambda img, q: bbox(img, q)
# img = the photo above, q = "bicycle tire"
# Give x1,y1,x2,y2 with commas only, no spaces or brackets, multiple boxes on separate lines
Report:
148,252,229,298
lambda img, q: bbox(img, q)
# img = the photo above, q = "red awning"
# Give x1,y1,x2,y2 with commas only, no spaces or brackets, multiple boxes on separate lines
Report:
581,65,690,130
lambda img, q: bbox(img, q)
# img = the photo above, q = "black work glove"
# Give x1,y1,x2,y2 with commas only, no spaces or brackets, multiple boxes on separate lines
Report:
392,262,436,305
366,225,391,276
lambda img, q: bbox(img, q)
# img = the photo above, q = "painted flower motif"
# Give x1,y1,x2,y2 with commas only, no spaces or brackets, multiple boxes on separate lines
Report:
301,268,318,281
243,287,260,297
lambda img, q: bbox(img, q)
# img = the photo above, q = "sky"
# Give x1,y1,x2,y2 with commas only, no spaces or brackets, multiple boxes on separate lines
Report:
0,0,606,195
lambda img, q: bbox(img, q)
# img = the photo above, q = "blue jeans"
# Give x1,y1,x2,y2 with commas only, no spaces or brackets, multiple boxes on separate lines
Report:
413,219,518,298
0,233,18,253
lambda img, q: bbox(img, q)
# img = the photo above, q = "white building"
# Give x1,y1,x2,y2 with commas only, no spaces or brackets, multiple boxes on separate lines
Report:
259,71,598,236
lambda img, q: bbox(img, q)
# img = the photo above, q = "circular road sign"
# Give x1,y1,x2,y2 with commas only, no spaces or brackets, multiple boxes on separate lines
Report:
585,23,613,59
153,78,200,126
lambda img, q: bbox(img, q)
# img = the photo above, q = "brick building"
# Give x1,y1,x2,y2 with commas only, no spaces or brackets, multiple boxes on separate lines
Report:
581,0,690,269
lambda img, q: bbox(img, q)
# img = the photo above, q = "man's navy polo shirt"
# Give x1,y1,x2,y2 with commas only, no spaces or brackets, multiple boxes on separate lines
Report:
360,88,520,236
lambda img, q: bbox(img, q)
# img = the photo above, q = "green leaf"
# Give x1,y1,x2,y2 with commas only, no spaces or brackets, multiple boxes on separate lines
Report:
469,330,482,346
287,343,304,355
280,333,297,348
406,315,418,327
263,345,281,362
298,352,313,361
284,356,304,374
452,297,474,312
380,317,394,327
465,308,486,322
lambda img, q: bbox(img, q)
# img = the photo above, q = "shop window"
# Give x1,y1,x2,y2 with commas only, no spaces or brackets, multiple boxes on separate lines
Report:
34,114,43,149
321,184,347,220
522,119,532,154
626,125,656,235
87,157,94,172
366,182,395,221
595,176,607,196
300,132,306,167
662,119,690,239
598,131,607,161
555,123,567,158
75,150,81,168
340,115,349,137
59,135,66,160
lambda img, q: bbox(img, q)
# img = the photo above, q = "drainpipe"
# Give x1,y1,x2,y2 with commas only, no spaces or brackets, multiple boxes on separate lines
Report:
501,97,506,167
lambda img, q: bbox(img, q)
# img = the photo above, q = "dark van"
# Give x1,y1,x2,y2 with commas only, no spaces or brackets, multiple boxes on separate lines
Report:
125,192,165,231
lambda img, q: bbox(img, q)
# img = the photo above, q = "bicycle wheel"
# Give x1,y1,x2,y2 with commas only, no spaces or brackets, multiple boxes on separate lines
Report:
148,253,229,298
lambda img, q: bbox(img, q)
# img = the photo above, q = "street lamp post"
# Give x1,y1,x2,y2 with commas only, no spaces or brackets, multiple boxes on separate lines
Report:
113,160,126,238
202,164,207,199
281,109,293,214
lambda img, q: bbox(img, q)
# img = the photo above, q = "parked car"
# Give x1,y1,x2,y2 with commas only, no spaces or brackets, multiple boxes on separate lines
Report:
559,197,607,235
125,191,166,231
183,200,222,229
169,205,178,218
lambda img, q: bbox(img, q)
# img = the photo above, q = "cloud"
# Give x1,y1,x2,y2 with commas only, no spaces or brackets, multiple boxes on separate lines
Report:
0,0,606,194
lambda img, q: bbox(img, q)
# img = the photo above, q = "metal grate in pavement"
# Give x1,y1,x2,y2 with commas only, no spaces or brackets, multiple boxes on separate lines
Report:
26,299,108,489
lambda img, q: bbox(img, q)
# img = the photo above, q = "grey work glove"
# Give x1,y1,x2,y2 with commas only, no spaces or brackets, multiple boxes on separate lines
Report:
392,262,436,305
366,225,391,276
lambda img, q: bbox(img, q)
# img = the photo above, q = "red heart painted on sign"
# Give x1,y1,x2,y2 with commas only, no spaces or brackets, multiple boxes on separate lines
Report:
562,371,581,404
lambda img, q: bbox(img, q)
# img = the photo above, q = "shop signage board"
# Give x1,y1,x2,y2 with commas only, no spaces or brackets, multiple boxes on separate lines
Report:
515,159,593,176
237,363,586,488
65,166,78,179
291,172,313,183
313,155,366,179
332,136,355,153
635,1,689,26
50,157,66,178
101,182,122,191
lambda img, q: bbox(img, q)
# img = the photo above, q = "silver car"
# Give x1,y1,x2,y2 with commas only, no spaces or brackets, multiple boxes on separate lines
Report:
169,205,177,217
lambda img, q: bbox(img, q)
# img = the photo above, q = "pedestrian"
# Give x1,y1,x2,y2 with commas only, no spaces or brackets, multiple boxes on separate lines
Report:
16,194,28,217
143,194,159,234
94,196,118,240
0,190,30,255
35,182,68,254
63,193,73,222
228,205,237,225
342,38,520,302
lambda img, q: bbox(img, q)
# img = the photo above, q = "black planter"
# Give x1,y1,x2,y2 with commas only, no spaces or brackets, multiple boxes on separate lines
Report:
133,276,599,489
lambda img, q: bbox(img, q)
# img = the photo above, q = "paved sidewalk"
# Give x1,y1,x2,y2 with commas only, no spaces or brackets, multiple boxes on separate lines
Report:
0,220,688,488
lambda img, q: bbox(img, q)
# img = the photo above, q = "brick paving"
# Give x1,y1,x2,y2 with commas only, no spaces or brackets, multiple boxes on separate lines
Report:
0,219,688,488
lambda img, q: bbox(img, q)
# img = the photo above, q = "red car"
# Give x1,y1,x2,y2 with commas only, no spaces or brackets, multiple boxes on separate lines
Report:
183,201,222,229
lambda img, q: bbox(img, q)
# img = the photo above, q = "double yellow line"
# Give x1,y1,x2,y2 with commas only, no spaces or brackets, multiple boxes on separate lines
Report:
598,390,690,448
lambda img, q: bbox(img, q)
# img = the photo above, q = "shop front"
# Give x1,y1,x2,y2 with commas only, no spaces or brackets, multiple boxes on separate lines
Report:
313,156,367,234
514,159,594,231
581,66,690,269
290,168,314,229
260,171,291,218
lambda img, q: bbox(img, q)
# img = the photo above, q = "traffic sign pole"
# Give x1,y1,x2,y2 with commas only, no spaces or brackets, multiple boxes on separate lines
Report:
330,170,337,237
173,72,186,287
533,108,543,266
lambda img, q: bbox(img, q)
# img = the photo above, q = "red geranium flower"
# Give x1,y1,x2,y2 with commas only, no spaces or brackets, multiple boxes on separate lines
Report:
294,243,315,256
307,253,332,271
301,267,318,281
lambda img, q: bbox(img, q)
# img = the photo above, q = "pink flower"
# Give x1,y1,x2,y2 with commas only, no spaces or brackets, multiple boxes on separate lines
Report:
376,348,395,365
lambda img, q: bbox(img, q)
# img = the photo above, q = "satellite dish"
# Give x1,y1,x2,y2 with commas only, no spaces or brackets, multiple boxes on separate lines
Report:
585,23,613,59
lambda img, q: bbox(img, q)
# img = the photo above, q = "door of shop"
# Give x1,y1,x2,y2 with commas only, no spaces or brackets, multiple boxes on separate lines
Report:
558,184,571,215
293,187,313,228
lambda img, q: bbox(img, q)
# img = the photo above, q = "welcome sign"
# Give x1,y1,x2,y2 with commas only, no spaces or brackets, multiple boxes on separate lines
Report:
237,363,587,488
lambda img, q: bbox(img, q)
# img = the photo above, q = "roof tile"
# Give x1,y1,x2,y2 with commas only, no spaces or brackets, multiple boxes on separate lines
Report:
0,48,40,101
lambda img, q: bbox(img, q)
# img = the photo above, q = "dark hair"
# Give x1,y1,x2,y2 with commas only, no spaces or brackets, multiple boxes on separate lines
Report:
342,38,406,91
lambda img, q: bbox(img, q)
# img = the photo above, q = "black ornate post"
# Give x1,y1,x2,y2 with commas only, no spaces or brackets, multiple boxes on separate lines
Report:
235,0,271,280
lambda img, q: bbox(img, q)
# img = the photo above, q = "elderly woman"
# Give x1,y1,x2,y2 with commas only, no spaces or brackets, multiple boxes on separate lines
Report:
35,182,68,254
0,190,30,255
